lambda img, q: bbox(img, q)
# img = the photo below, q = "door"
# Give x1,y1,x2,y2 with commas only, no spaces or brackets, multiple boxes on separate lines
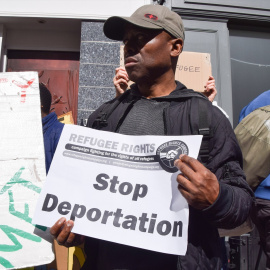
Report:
7,50,80,124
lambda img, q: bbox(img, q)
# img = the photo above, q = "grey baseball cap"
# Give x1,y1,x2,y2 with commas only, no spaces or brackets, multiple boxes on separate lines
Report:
103,4,185,41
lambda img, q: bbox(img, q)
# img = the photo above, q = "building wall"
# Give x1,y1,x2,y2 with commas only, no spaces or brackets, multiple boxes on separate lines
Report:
78,21,121,124
171,0,270,126
0,0,150,19
230,27,270,125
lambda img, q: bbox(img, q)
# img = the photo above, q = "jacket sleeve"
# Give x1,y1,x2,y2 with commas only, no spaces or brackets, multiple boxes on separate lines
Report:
201,106,254,229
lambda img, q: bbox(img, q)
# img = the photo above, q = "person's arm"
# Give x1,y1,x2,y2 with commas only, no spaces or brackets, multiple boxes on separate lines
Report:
174,107,254,228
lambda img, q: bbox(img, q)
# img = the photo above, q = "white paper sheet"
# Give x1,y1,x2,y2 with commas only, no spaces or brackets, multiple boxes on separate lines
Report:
33,124,202,255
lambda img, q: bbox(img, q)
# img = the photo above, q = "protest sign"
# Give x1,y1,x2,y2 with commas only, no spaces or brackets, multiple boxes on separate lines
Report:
0,72,54,269
33,125,202,255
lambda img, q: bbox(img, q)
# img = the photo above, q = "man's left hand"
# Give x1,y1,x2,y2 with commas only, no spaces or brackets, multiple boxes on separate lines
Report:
174,154,220,210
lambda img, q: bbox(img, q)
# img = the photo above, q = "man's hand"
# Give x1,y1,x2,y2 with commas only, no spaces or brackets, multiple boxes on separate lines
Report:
174,155,220,210
203,75,217,102
113,67,129,97
50,217,85,247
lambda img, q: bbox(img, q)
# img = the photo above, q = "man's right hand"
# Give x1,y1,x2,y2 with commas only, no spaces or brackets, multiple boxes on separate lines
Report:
50,217,85,247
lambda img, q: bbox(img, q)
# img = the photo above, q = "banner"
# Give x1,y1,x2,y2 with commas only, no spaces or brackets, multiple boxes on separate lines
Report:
0,72,54,269
33,125,202,255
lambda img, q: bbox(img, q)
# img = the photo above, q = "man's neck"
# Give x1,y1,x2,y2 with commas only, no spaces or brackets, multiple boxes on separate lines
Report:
136,73,176,99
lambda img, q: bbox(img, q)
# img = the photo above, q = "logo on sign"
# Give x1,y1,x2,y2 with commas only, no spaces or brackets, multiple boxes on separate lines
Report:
156,140,189,173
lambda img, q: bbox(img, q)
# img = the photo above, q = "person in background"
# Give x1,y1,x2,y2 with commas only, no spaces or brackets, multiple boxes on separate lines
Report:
239,90,270,269
39,83,64,174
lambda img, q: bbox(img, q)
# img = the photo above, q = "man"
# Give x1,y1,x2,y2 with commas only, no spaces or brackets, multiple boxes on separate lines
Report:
50,5,253,269
40,83,64,174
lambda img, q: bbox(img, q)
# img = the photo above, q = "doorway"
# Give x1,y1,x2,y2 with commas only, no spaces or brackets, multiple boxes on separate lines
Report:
7,50,80,124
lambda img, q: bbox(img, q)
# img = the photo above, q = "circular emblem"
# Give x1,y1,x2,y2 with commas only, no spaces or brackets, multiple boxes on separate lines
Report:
156,140,189,173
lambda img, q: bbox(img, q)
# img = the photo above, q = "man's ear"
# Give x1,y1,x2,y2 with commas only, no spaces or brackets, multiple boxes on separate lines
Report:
170,38,184,57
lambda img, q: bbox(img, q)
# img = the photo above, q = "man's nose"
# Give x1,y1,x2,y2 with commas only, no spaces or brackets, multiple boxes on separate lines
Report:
124,40,138,57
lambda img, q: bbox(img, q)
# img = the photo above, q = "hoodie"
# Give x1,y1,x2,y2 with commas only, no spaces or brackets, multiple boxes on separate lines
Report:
42,112,64,174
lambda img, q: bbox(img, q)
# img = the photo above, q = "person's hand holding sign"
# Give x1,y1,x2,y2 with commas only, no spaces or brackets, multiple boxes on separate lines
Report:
174,154,220,210
50,217,85,247
203,75,217,103
113,67,129,97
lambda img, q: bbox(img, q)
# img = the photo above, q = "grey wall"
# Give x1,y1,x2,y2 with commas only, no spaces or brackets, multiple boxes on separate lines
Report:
183,19,233,120
171,0,270,124
78,21,121,124
230,28,270,126
171,0,270,20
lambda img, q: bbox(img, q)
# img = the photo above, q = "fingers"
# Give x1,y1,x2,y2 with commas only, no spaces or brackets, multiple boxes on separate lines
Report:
65,232,85,247
174,154,202,189
50,218,83,247
204,76,215,92
174,155,220,209
55,220,74,245
174,155,199,192
177,174,196,206
176,173,194,193
203,76,217,102
115,66,126,74
50,217,66,238
115,67,129,82
114,67,129,97
175,154,205,173
114,80,128,97
115,78,129,88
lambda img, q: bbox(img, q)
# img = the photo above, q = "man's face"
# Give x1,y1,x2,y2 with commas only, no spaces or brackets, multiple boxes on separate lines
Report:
123,24,174,83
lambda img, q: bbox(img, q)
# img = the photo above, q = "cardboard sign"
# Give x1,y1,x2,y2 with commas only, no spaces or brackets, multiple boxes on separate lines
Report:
33,125,202,255
0,72,54,269
120,46,212,92
58,111,74,125
176,51,212,92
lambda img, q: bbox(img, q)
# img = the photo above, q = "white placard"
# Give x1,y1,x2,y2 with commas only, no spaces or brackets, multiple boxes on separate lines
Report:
33,125,202,255
0,72,54,269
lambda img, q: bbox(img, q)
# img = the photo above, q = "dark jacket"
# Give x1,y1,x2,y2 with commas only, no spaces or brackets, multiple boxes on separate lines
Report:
83,82,253,270
42,112,64,174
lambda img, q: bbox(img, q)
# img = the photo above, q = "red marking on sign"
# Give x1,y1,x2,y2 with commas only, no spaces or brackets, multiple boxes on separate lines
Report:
0,78,8,83
12,78,35,89
20,88,30,103
144,14,158,20
11,78,35,103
